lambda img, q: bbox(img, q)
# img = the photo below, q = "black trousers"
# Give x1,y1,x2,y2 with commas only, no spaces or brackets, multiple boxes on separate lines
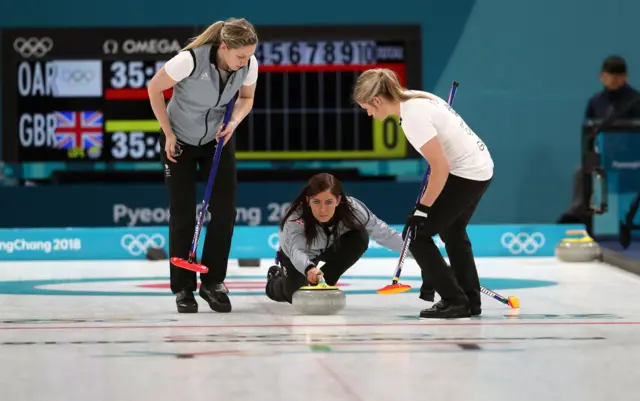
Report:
409,173,491,306
266,230,369,303
160,134,237,294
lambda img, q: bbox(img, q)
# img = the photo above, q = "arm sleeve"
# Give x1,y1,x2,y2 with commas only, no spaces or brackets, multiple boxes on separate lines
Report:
164,51,195,82
279,220,314,274
243,55,259,86
350,198,406,254
401,102,438,149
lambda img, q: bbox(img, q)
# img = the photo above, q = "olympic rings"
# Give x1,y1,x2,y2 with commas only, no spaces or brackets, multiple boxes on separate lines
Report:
120,234,166,256
61,69,95,84
13,37,53,58
500,232,545,255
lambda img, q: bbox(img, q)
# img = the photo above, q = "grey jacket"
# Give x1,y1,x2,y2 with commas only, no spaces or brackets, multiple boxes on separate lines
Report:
278,197,407,274
166,43,251,146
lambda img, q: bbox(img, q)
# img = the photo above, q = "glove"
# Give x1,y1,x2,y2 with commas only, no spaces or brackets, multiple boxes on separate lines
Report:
402,204,431,242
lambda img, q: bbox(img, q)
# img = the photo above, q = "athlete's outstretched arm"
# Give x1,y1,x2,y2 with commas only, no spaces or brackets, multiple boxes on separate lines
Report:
349,198,405,254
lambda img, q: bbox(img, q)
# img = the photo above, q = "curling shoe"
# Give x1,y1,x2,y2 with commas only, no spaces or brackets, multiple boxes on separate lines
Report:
176,290,198,313
431,299,481,316
419,300,470,319
265,265,289,302
199,282,232,313
267,264,285,280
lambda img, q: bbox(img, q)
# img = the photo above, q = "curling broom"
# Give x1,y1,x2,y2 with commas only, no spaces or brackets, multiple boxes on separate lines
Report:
170,94,238,274
377,81,458,295
481,286,520,308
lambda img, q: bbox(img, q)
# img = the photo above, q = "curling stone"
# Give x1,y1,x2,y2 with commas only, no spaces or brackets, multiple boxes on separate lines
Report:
555,229,601,262
292,277,346,315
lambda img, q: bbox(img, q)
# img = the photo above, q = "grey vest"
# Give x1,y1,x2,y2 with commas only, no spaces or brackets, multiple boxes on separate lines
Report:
166,43,250,146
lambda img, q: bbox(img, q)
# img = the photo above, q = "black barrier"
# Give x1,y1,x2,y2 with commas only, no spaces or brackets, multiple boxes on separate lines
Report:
581,119,640,245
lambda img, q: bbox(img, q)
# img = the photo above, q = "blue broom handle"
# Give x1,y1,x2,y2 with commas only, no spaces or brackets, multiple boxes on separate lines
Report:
188,94,238,256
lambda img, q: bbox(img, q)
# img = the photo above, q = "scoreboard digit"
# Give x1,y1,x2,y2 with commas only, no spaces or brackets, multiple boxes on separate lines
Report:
1,25,422,163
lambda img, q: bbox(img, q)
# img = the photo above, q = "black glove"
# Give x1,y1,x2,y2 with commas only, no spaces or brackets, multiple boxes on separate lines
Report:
402,204,431,242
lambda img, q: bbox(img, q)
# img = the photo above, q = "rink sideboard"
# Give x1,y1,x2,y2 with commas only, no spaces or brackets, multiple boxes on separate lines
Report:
0,224,584,261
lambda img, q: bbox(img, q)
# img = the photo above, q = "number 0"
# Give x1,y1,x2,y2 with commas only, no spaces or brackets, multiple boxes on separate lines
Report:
382,118,398,149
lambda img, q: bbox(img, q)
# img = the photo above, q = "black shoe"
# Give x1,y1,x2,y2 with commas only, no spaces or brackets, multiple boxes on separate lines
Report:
432,299,481,316
266,265,289,302
199,282,232,313
176,290,198,313
420,300,470,319
267,264,285,280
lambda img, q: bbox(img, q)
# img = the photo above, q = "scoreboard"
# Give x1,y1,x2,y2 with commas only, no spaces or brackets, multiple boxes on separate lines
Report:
1,25,422,163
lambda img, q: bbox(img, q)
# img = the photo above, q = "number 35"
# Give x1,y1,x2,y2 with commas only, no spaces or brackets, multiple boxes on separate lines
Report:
111,132,148,160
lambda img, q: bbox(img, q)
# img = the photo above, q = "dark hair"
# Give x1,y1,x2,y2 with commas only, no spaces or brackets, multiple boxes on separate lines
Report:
280,173,366,248
602,55,627,75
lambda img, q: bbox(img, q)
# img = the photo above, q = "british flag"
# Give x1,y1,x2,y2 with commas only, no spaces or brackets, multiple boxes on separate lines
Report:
54,111,103,150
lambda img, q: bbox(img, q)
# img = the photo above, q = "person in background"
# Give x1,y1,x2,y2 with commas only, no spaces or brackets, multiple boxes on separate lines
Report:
558,55,640,224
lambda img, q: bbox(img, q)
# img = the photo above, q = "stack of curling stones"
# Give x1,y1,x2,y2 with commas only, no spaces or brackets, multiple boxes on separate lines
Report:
555,229,602,262
292,275,346,315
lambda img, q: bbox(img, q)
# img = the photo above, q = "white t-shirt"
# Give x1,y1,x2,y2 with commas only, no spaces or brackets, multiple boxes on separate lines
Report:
164,50,259,86
399,90,494,181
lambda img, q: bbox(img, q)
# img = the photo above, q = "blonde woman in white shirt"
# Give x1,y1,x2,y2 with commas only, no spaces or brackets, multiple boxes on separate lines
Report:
353,69,494,319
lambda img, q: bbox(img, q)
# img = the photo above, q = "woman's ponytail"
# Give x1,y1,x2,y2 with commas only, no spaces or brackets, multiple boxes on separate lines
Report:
183,18,258,51
183,21,224,51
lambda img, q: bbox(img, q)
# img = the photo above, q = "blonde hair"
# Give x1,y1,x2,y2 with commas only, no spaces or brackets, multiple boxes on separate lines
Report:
352,68,432,104
183,18,258,51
